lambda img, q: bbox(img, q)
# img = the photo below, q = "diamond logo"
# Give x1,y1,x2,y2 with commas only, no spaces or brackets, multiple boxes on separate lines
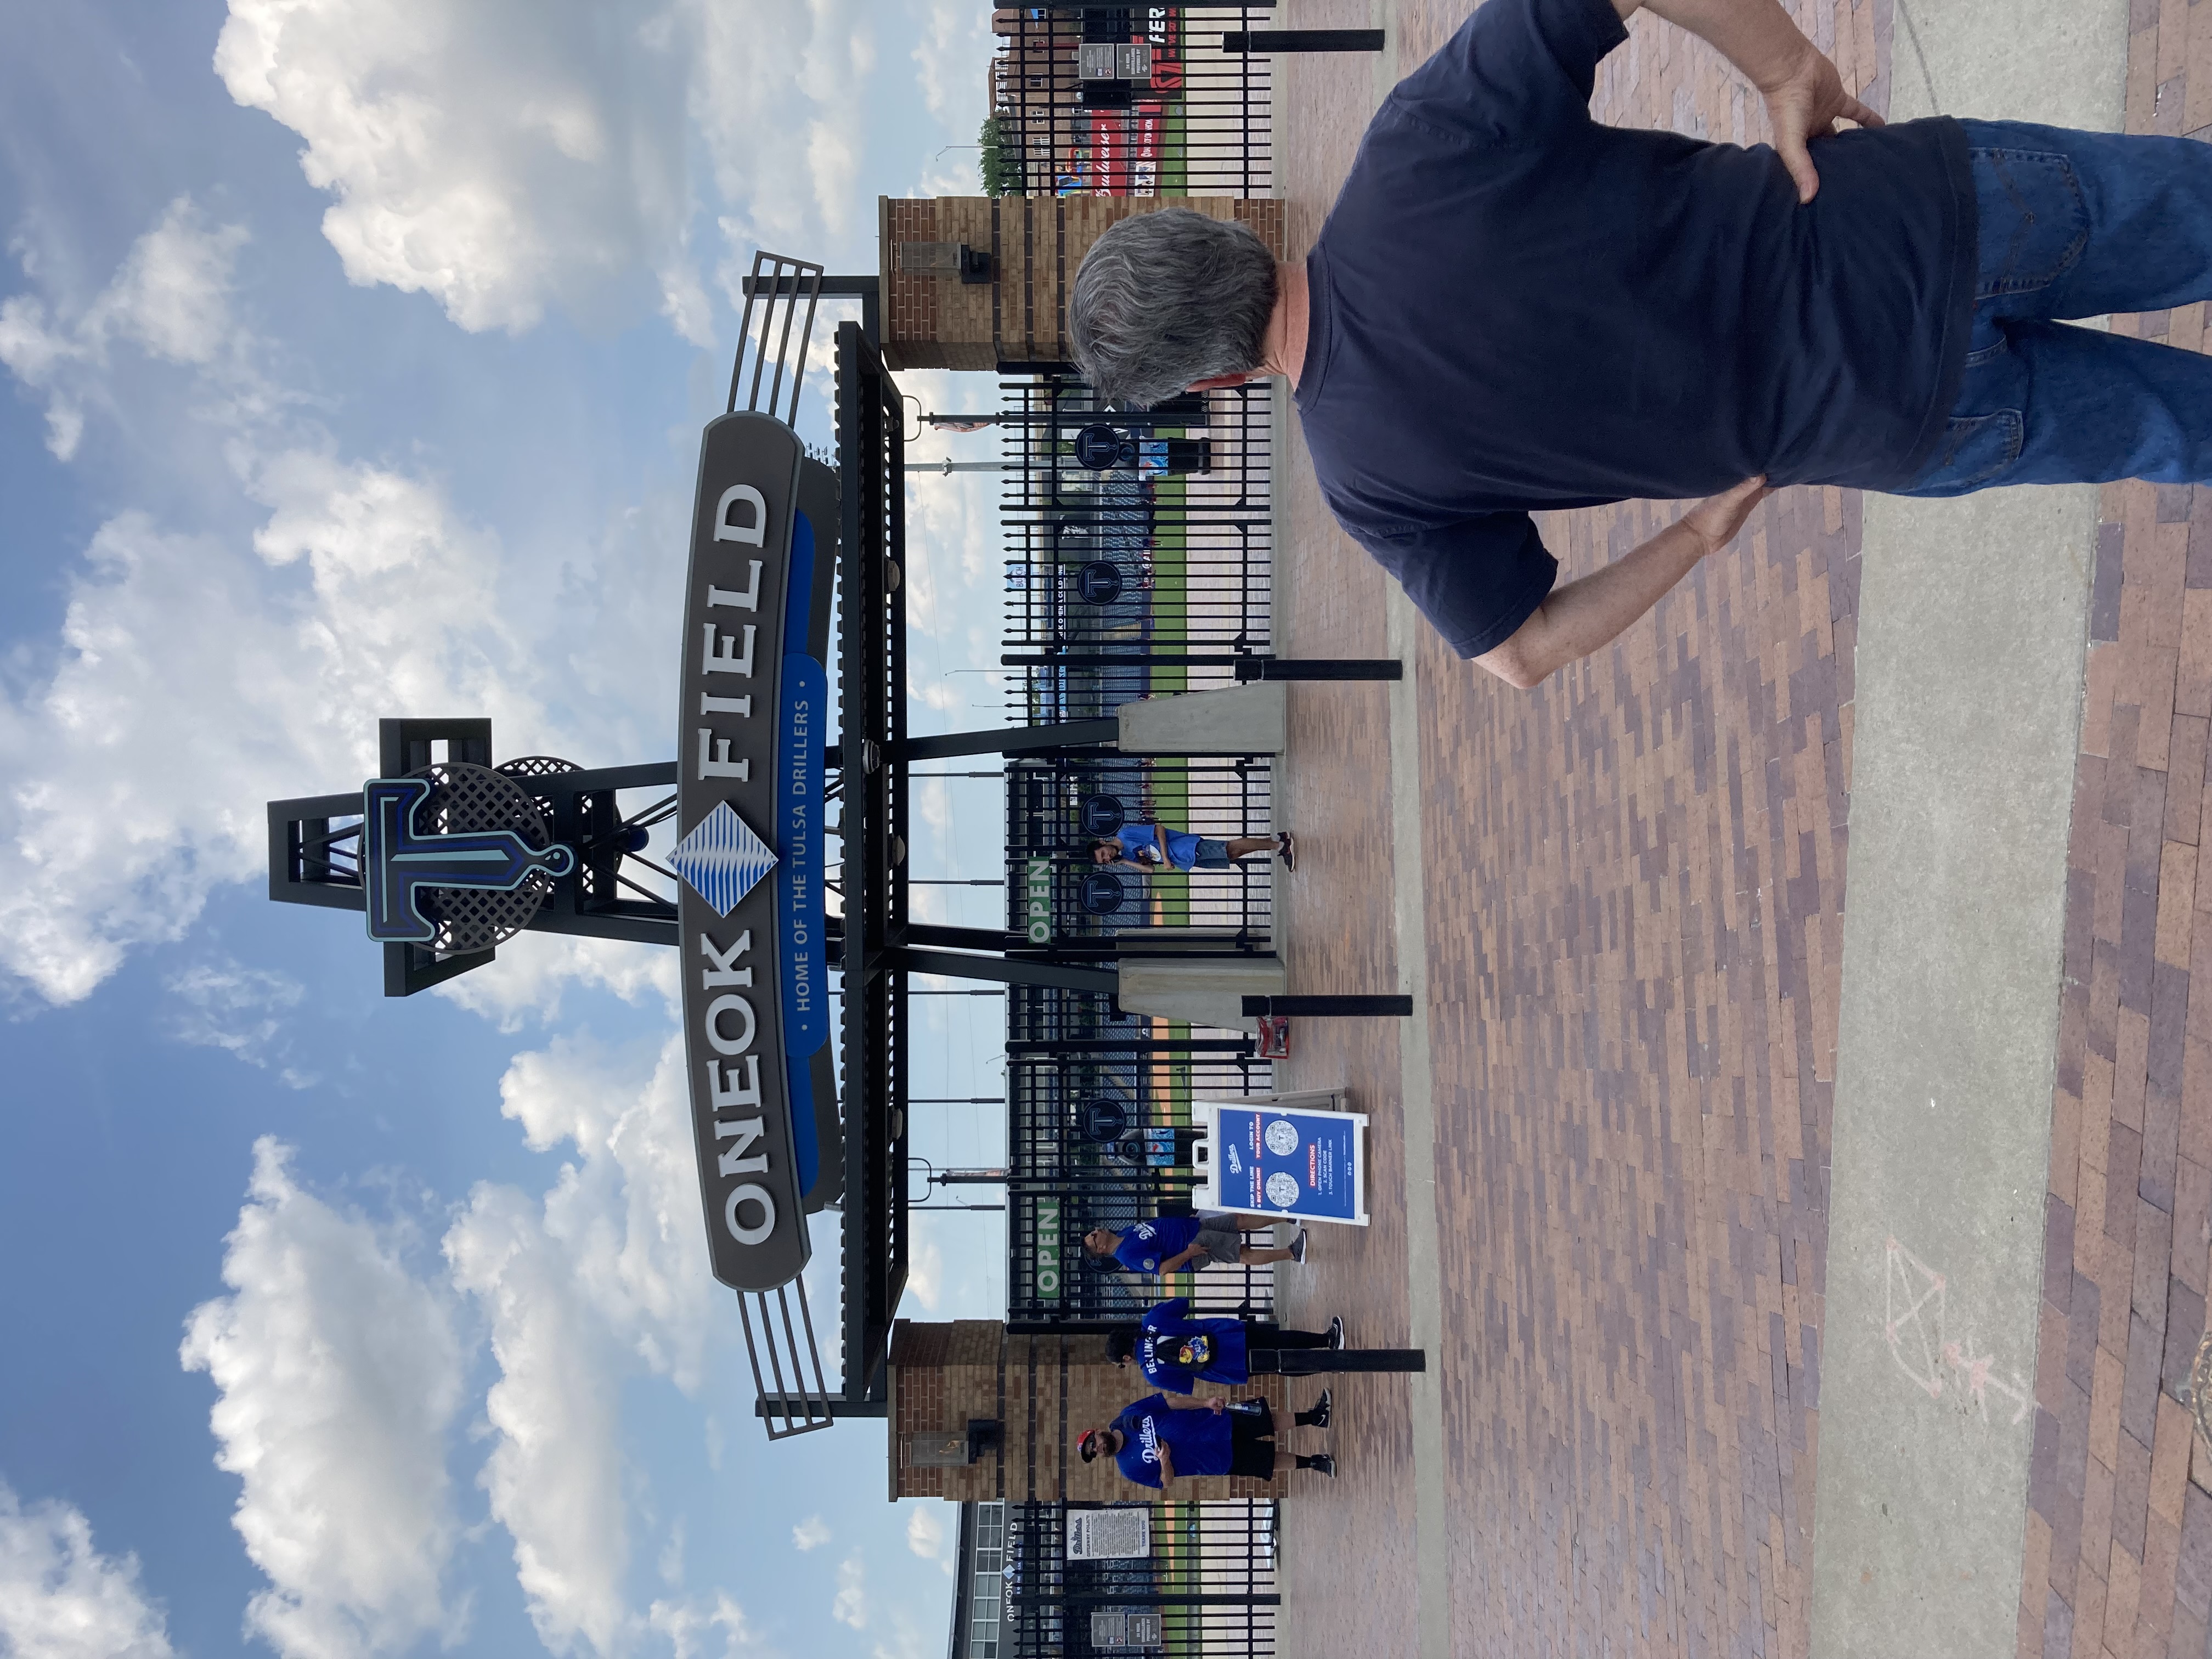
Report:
669,802,779,916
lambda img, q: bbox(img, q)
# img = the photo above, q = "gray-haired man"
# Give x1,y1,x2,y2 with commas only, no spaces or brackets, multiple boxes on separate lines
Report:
1069,0,2212,689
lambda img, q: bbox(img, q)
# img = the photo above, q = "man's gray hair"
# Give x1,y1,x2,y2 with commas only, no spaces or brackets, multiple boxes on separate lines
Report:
1068,208,1278,409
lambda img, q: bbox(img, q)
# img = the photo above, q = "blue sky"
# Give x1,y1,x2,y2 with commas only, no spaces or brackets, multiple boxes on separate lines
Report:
0,3,1017,1657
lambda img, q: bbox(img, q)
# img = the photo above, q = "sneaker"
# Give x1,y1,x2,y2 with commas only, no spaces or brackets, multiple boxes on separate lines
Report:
1276,831,1297,872
1305,1453,1337,1479
1327,1315,1345,1351
1308,1389,1333,1430
1288,1229,1308,1265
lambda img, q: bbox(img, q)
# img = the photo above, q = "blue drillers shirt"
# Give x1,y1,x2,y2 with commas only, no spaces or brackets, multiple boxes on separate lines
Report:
1296,0,1974,657
1112,1393,1234,1487
1137,1297,1251,1390
1115,823,1202,871
1113,1215,1204,1274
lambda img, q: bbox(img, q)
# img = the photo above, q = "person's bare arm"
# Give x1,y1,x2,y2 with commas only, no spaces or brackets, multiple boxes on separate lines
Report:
1158,1244,1203,1275
1616,0,1881,201
1155,1443,1176,1488
1475,478,1769,690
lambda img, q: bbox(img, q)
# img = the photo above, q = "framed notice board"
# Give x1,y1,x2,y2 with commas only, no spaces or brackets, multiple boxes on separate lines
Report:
1190,1099,1369,1227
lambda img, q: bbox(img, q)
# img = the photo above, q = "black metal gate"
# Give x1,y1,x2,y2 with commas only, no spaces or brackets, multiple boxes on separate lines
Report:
1002,1499,1280,1659
1006,756,1273,954
1000,375,1275,726
991,7,1274,200
1005,988,1277,1327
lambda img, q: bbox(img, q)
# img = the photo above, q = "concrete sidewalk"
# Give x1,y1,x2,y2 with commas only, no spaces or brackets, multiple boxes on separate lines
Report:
1260,0,2212,1655
1810,4,2123,1655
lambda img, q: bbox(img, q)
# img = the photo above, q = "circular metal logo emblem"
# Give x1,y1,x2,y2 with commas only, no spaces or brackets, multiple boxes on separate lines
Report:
409,761,563,952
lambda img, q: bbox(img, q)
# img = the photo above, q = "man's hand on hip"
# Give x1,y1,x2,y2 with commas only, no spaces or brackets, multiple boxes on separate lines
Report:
1630,0,1880,202
1756,41,1884,204
1682,475,1774,554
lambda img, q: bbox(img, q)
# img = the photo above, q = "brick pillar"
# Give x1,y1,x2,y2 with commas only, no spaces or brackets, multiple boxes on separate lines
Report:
876,196,1288,375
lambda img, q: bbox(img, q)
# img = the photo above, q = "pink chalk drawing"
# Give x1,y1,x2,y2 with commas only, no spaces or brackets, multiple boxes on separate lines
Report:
1881,1235,2033,1427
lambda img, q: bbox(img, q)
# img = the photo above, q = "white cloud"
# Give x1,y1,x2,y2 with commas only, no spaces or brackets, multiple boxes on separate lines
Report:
868,1611,933,1659
896,373,1005,707
0,198,249,457
433,933,680,1031
0,1481,175,1659
0,449,543,1005
693,0,880,256
912,0,988,127
179,1138,467,1659
791,1516,830,1553
166,958,313,1084
90,201,252,366
0,195,635,1009
445,1034,717,1655
447,1181,626,1656
215,0,900,337
830,1554,867,1630
805,122,862,238
215,0,689,335
646,1592,758,1659
904,1232,944,1313
904,1506,948,1573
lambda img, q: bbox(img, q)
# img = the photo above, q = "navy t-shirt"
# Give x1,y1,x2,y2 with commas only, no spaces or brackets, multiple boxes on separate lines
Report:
1113,1215,1204,1274
1296,0,1974,657
1112,1393,1233,1487
1137,1297,1251,1390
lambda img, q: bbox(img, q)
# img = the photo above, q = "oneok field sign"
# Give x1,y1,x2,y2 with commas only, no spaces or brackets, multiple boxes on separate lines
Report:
670,411,840,1294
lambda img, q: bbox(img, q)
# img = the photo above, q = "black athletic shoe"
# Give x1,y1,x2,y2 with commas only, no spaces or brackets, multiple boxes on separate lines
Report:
1276,831,1297,871
1288,1229,1308,1265
1306,1453,1336,1478
1308,1389,1332,1430
1327,1315,1345,1350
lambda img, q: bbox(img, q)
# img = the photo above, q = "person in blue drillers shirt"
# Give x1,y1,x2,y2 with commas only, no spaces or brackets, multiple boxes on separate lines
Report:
1084,1213,1307,1277
1081,1393,1338,1488
1069,0,2212,689
1108,1297,1346,1390
1091,822,1296,873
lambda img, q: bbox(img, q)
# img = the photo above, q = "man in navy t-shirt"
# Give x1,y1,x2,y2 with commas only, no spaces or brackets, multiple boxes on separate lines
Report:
1069,0,2212,687
1080,1392,1337,1487
1084,1214,1307,1276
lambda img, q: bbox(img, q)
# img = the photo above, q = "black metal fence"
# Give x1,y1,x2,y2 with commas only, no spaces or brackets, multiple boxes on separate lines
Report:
999,376,1275,724
1001,1499,1279,1659
1005,989,1277,1327
1006,756,1273,953
992,7,1274,200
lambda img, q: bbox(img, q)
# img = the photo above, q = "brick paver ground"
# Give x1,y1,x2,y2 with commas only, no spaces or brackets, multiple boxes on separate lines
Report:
1272,5,1884,1656
2019,12,2212,1658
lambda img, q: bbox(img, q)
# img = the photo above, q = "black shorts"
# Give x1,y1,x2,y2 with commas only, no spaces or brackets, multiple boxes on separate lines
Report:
1226,1400,1276,1480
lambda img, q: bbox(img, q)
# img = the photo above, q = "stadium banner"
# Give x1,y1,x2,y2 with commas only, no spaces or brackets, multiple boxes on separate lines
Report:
672,411,838,1292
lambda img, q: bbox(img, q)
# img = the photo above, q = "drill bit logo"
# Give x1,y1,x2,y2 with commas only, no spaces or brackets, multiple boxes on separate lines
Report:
361,775,577,944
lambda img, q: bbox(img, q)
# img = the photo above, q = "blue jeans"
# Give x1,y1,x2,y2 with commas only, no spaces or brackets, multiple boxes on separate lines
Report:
1900,119,2212,495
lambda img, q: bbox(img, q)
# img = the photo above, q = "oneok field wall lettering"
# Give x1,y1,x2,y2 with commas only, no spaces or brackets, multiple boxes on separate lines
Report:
677,413,839,1293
